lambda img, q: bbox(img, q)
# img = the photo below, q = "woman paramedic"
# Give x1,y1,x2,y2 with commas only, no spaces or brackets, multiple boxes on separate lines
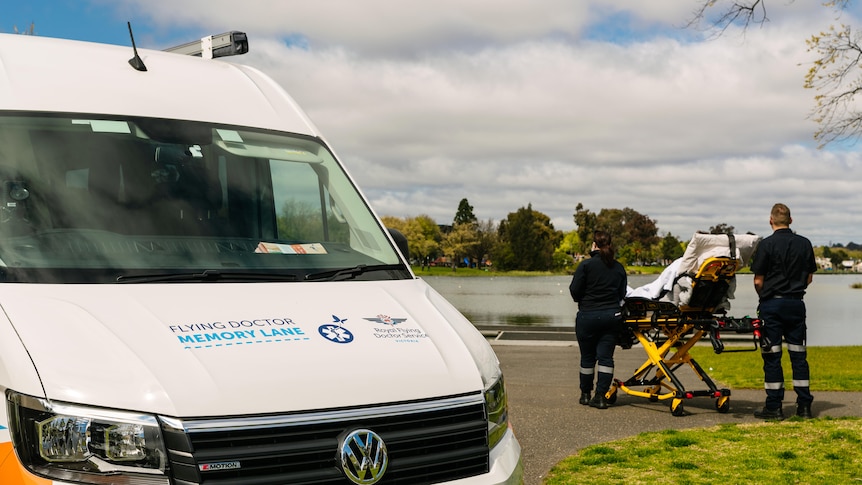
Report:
569,230,628,409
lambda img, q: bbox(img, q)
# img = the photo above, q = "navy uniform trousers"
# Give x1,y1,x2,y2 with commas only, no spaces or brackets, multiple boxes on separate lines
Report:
758,298,813,409
576,308,621,395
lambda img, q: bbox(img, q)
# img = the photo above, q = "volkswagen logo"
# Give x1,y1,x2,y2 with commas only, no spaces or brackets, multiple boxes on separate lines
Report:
338,429,389,484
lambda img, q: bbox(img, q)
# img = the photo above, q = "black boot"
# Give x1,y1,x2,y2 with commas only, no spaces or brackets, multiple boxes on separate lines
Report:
754,406,784,420
588,393,609,409
796,404,813,419
579,392,591,406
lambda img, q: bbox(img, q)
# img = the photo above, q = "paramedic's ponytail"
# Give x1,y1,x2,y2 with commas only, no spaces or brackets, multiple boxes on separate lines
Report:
593,230,615,267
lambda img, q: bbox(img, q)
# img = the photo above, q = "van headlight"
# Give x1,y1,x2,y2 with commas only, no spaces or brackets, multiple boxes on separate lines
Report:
484,374,509,450
6,391,169,485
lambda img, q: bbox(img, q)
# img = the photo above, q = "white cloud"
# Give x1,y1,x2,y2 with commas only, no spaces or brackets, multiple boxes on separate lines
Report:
106,0,862,245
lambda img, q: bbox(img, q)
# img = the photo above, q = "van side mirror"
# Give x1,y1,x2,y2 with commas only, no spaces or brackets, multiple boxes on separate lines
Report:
387,228,409,260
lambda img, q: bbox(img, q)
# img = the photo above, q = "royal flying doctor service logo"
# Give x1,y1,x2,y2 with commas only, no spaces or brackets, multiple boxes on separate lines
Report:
363,314,407,326
338,429,388,484
318,315,354,344
365,314,427,342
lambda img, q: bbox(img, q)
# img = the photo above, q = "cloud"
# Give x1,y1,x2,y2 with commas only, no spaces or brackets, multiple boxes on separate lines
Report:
101,1,862,245
107,0,598,53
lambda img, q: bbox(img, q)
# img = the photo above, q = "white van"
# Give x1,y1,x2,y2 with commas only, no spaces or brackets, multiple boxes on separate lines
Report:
0,32,522,485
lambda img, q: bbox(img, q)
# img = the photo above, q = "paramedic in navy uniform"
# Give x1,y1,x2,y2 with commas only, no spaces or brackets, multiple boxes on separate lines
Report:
750,203,817,420
569,230,627,409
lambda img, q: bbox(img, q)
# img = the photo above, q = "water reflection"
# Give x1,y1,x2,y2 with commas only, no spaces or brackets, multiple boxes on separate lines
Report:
423,273,862,346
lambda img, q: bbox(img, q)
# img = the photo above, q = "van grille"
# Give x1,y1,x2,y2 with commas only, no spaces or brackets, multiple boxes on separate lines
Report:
160,394,489,484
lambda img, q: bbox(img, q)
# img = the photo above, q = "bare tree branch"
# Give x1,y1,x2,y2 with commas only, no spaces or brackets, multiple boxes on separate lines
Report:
686,1,770,37
805,24,862,147
688,0,862,148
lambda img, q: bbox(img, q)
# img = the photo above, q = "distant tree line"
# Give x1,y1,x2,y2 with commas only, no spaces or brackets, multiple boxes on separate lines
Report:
384,199,862,273
381,198,735,272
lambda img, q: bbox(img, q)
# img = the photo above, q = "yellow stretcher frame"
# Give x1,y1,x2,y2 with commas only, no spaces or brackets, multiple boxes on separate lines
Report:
607,256,758,416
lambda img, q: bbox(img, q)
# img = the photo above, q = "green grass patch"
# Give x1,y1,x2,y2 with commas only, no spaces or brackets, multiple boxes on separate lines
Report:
688,346,862,391
544,418,862,484
543,348,862,483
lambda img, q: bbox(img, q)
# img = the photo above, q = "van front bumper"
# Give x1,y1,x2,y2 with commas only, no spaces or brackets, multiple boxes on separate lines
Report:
446,427,524,485
2,429,524,485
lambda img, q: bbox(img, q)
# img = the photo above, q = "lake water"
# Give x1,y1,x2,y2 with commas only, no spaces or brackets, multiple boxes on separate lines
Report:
423,273,862,347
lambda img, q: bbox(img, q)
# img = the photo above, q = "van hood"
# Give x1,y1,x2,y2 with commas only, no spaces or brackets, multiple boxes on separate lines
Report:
3,280,484,417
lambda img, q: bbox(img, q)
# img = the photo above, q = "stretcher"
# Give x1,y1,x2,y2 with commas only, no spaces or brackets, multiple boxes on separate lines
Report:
607,234,763,416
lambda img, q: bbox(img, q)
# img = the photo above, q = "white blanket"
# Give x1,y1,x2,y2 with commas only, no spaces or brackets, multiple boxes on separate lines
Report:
677,233,761,275
626,233,762,310
627,258,683,300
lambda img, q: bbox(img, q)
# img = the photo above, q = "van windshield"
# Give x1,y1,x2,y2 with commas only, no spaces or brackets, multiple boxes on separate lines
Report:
0,114,409,283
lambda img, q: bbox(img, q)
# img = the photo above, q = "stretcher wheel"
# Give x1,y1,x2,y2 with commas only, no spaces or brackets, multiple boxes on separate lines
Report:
605,390,618,405
716,396,730,414
671,399,685,417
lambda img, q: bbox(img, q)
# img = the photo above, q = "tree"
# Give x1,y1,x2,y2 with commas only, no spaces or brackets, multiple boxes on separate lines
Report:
454,198,477,226
409,215,443,268
688,0,769,35
441,222,479,271
494,204,561,271
805,21,862,147
708,223,736,234
689,0,857,147
574,204,659,263
554,230,584,271
659,233,685,263
829,247,849,270
557,230,582,258
617,241,644,267
594,207,659,249
595,208,627,246
468,218,498,268
573,203,597,254
620,209,660,248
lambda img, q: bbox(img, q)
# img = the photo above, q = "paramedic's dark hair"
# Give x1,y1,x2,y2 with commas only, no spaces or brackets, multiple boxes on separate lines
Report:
593,230,615,267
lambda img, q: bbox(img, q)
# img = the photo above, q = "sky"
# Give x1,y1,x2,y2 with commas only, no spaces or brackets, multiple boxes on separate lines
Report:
2,0,861,246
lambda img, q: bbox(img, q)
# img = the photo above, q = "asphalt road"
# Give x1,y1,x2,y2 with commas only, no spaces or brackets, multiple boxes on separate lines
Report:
491,340,862,485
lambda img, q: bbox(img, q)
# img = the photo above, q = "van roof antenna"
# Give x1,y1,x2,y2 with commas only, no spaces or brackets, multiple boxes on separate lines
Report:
127,22,148,72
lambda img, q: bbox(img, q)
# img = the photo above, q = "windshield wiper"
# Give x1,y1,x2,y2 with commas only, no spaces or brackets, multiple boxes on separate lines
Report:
116,269,298,283
304,264,406,281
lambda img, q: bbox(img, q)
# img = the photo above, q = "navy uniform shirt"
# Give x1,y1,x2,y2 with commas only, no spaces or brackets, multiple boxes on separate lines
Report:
750,228,816,301
569,250,628,311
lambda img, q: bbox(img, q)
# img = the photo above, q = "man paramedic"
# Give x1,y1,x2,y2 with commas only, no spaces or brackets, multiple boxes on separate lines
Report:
750,203,817,420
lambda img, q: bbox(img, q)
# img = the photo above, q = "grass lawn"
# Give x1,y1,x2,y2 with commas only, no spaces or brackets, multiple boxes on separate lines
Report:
545,418,862,484
544,346,862,484
688,345,862,391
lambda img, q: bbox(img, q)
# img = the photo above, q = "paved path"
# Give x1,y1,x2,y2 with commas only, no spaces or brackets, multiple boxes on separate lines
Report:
491,341,862,485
